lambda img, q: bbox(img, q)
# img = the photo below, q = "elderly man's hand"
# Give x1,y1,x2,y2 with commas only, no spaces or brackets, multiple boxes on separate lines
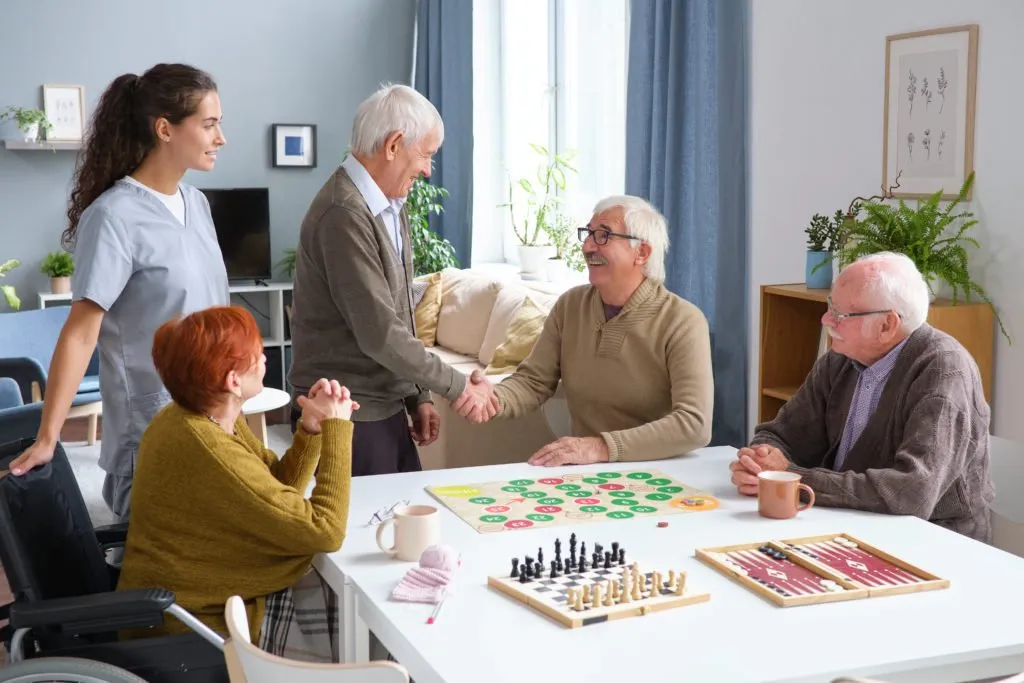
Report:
729,444,788,496
528,436,609,467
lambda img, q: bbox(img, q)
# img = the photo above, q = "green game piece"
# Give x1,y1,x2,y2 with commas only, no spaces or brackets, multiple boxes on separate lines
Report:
509,479,534,486
555,484,581,491
501,486,528,493
657,486,684,494
609,491,635,498
627,472,653,480
607,510,634,519
612,499,637,507
479,514,507,523
630,505,657,513
596,472,622,479
538,497,564,505
523,491,546,499
647,478,672,486
583,477,607,485
579,505,607,513
526,513,554,522
646,493,672,501
571,491,594,498
468,496,496,504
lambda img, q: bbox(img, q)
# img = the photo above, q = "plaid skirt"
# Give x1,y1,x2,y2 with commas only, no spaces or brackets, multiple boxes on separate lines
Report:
258,569,340,663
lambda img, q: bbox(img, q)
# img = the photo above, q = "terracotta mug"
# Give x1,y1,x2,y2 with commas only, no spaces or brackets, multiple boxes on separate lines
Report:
758,471,815,519
375,504,440,561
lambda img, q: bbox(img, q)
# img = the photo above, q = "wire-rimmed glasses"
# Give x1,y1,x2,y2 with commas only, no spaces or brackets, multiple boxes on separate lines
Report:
366,499,410,527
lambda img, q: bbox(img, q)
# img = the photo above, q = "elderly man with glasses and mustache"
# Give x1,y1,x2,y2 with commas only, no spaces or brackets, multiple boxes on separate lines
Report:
461,195,714,468
730,252,994,542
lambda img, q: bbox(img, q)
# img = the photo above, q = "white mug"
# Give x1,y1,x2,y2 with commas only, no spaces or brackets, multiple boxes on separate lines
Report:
375,504,440,561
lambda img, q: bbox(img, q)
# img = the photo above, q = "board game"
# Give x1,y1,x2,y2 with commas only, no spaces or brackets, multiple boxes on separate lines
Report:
488,532,710,628
695,533,949,607
426,468,720,533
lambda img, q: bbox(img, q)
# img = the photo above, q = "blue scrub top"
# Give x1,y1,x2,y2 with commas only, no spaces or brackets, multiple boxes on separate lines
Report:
71,178,230,477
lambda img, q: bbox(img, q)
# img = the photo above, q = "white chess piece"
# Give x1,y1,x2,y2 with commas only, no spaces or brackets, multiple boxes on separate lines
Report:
675,570,686,595
621,569,632,603
592,583,603,609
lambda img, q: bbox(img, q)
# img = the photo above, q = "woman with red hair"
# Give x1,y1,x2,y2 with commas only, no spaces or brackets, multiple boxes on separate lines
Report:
116,305,355,662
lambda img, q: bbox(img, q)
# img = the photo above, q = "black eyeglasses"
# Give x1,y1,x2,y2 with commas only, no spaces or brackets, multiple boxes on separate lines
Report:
578,227,638,245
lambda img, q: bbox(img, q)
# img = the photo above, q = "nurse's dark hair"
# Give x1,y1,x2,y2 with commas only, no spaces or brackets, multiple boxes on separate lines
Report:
63,63,217,248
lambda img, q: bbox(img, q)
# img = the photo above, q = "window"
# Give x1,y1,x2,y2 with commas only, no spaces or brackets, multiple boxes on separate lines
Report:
472,0,629,266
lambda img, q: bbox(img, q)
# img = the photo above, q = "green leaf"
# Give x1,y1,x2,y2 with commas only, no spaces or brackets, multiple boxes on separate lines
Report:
1,284,20,311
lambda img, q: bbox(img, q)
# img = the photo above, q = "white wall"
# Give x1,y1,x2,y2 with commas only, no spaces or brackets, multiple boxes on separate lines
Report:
749,0,1024,440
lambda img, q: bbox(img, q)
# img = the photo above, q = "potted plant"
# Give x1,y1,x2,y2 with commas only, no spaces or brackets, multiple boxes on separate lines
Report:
499,143,577,279
40,251,74,294
837,171,1009,343
804,211,843,289
0,258,20,310
275,248,296,279
0,106,53,142
407,174,459,277
543,213,585,282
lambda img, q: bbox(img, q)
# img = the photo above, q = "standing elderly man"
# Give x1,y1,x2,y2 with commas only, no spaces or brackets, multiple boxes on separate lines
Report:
471,195,714,467
289,83,495,476
730,252,994,542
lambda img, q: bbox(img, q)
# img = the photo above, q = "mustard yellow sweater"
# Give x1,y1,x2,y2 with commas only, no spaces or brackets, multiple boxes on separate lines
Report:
494,278,714,462
116,402,353,640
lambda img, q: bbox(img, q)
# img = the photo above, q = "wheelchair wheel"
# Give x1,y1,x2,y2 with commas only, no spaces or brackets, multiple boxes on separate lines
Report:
0,656,148,683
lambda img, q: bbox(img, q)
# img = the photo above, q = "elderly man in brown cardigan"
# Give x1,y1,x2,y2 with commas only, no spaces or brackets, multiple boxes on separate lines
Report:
731,252,994,542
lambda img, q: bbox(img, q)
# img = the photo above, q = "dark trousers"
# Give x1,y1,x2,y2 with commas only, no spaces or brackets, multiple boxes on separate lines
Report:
290,406,421,476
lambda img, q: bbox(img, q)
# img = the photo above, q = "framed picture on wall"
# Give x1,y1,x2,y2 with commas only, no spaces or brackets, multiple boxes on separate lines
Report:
271,123,317,168
882,24,978,199
42,84,85,141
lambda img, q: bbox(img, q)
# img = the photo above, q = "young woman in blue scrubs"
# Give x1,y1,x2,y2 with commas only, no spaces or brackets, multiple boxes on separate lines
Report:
10,63,231,522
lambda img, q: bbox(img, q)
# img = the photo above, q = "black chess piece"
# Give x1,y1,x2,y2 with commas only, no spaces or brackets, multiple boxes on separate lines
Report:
592,552,599,568
604,551,612,569
612,541,619,556
536,561,545,579
550,560,559,578
580,542,586,560
511,558,520,578
538,547,544,566
556,557,564,573
578,555,587,572
555,538,562,554
594,543,603,558
570,532,577,548
525,555,534,569
519,568,529,584
618,548,626,565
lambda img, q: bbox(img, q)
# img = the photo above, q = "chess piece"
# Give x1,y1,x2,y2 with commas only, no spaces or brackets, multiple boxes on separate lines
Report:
632,575,642,601
668,569,676,590
621,570,632,603
578,555,587,572
574,588,584,611
536,562,545,579
611,541,619,556
604,581,614,606
654,571,663,594
555,538,562,556
610,578,619,602
582,584,591,604
550,560,559,578
511,558,519,578
592,583,603,609
618,548,626,565
675,570,686,595
604,551,612,569
538,547,544,566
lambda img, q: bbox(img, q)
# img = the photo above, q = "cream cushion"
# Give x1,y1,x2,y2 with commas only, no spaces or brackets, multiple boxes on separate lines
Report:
478,284,560,365
435,268,501,356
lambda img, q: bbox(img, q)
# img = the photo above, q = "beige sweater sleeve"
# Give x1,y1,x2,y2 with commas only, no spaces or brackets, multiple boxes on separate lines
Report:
600,308,714,461
493,301,564,419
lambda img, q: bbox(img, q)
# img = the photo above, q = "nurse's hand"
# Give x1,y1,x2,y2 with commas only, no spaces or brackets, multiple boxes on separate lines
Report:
9,439,56,476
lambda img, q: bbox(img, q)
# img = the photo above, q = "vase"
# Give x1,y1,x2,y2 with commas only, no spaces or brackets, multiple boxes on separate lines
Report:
517,244,554,280
805,251,833,289
50,276,70,294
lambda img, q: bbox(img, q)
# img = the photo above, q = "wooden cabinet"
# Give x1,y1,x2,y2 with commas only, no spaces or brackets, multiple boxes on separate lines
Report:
757,283,994,424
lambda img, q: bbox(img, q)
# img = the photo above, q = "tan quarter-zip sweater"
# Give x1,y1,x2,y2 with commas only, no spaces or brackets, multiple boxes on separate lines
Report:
493,277,714,462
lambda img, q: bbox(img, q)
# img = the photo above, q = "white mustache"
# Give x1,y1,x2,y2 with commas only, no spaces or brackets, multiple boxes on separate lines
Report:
826,326,843,340
585,255,607,265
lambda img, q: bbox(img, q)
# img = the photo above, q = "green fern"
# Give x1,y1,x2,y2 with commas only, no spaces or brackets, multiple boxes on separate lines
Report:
838,172,1009,343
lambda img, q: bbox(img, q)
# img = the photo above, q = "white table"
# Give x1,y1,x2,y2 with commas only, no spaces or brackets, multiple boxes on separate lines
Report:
315,447,1024,683
241,387,291,446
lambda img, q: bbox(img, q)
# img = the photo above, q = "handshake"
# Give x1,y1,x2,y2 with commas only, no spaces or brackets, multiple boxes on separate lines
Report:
450,369,501,424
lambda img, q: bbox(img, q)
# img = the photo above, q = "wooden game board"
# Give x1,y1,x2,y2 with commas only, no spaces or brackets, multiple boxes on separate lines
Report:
488,533,710,628
426,468,720,533
695,533,949,607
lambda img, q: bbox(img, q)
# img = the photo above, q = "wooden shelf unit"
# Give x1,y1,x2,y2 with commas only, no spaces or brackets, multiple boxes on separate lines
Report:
757,283,994,424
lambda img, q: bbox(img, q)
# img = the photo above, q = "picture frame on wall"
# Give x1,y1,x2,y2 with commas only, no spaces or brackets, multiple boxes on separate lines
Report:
42,84,85,141
272,123,317,168
882,24,978,199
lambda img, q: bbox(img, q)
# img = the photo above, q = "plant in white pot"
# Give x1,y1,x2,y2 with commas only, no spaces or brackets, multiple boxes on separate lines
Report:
543,213,585,282
499,143,577,279
0,106,53,142
0,258,21,310
40,251,74,294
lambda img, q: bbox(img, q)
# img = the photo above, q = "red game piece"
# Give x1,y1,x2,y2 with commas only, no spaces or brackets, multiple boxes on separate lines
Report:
657,521,668,528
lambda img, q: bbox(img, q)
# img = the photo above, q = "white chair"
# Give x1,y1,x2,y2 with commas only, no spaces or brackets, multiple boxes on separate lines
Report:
989,435,1024,558
222,595,409,683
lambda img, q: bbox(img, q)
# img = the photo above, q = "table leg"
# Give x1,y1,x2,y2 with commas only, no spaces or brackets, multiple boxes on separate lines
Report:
353,591,370,663
245,412,269,447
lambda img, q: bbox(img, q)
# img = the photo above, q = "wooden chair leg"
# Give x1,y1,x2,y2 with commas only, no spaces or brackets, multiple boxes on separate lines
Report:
87,413,99,445
246,413,269,447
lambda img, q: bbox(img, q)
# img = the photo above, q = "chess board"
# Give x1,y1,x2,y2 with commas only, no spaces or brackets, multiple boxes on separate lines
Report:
426,468,720,534
488,534,710,628
695,533,949,607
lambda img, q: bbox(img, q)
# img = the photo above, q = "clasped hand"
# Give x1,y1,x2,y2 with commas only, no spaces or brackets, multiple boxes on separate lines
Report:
729,444,789,496
451,370,500,424
296,378,359,434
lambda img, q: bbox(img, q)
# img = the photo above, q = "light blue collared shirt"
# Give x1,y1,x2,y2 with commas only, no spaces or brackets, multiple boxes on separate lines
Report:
341,154,406,259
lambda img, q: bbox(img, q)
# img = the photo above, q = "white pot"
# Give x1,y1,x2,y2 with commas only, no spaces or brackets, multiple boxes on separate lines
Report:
517,244,554,280
21,123,39,142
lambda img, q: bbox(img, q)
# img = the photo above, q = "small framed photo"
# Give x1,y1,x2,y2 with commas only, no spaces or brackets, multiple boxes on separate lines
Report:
42,84,85,141
272,123,317,168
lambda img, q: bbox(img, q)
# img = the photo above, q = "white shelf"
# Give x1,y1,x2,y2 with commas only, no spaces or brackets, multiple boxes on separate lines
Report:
4,139,82,151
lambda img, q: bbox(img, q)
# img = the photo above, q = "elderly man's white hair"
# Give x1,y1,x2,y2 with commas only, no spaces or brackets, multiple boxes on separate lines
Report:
592,195,670,283
851,251,931,333
350,83,444,157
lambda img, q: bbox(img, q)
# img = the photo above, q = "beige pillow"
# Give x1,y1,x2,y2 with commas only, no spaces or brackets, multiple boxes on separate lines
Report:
413,272,443,346
485,296,548,375
478,284,559,364
435,270,501,357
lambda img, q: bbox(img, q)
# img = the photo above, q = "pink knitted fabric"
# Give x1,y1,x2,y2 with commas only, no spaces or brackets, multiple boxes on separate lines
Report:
390,544,459,604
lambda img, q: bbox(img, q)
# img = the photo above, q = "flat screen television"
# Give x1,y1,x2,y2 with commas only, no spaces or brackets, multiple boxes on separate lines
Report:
200,187,272,282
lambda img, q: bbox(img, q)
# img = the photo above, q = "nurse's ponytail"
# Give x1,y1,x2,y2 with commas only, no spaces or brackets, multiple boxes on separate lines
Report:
63,63,217,248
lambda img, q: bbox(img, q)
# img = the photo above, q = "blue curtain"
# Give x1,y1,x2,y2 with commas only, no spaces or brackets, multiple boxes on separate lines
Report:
626,0,749,447
413,0,474,267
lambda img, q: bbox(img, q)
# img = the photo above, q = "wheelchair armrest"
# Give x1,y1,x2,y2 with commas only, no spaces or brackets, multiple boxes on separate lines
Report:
0,358,46,404
9,587,174,634
93,522,129,547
